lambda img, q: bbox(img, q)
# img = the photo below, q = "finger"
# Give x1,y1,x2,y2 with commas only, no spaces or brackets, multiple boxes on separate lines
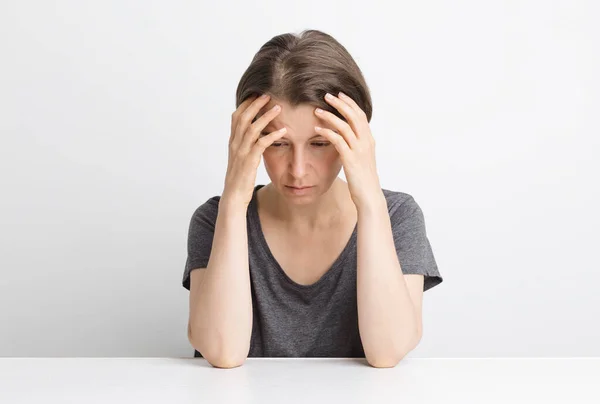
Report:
323,93,363,139
240,104,282,153
237,94,272,133
314,126,351,157
231,95,258,138
337,92,365,117
232,94,272,149
249,127,288,161
315,107,358,148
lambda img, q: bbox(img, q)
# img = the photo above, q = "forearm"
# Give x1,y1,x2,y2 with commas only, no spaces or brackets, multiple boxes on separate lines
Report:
189,199,252,367
356,197,419,367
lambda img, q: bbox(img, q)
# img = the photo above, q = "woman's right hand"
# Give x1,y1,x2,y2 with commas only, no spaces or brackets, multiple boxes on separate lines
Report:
221,94,287,207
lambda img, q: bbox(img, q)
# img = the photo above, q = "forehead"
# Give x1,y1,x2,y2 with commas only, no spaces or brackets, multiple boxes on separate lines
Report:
258,99,315,120
254,98,337,138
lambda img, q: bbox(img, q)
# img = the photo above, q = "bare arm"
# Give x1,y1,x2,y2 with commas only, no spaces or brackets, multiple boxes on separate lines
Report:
187,199,252,368
356,197,424,368
186,92,287,368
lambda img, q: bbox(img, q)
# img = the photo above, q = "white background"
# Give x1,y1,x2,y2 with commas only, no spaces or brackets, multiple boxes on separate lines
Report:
1,0,598,358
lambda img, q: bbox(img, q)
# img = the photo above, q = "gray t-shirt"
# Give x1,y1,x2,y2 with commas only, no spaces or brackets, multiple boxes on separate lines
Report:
182,184,443,358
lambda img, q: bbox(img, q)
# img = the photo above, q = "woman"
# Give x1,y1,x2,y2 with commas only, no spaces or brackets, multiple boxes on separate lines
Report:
182,29,443,368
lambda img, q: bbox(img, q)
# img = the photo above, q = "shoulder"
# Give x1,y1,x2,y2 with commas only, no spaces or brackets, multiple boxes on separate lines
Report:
382,188,421,218
189,195,222,230
381,188,429,232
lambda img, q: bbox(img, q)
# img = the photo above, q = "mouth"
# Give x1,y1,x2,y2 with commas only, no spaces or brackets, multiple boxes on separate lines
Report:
286,185,313,190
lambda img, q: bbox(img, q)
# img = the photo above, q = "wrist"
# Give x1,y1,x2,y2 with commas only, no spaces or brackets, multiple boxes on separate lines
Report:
356,194,388,218
219,196,249,214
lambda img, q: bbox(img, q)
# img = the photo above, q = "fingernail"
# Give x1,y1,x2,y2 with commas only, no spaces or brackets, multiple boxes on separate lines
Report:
260,94,269,98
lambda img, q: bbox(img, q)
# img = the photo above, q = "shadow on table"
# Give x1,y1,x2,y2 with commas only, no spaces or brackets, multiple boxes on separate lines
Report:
168,357,370,368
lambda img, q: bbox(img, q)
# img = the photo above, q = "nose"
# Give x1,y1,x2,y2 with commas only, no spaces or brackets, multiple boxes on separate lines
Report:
289,148,308,178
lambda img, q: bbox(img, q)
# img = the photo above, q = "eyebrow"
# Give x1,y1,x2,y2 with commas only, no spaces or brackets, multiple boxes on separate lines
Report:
259,132,326,140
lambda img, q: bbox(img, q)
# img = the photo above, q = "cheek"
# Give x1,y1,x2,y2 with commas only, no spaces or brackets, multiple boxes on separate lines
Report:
321,150,342,166
262,153,282,173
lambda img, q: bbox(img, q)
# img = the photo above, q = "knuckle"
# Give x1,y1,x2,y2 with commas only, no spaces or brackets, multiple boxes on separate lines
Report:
240,110,254,123
257,136,269,147
247,123,258,136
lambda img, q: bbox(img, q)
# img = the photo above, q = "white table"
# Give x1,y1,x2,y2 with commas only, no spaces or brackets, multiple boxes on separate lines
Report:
0,357,598,403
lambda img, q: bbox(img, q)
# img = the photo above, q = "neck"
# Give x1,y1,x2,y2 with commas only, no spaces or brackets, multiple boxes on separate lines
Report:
261,178,354,232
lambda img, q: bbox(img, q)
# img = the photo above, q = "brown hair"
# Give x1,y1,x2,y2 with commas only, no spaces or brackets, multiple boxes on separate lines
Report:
235,29,373,124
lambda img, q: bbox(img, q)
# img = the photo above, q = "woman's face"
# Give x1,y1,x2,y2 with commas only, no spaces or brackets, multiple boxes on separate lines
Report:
255,98,343,202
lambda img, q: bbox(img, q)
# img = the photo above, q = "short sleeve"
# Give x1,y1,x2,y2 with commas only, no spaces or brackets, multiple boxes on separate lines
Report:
390,194,443,292
182,196,220,291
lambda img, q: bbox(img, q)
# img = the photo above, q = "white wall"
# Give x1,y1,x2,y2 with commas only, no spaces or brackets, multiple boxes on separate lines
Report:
1,0,598,358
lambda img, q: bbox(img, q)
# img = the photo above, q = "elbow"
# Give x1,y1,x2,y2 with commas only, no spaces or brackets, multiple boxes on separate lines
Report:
202,343,249,368
366,329,422,369
366,346,411,368
206,354,247,369
366,351,405,368
193,342,248,369
188,327,248,369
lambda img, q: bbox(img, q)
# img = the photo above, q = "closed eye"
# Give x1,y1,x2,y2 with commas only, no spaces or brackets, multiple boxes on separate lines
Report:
270,142,330,147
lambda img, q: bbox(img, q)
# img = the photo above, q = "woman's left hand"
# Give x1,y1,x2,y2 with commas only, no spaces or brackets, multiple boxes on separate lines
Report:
314,92,384,211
